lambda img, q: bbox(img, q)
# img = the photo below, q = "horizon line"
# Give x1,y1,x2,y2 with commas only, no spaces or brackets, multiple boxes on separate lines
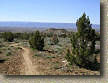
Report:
0,21,100,25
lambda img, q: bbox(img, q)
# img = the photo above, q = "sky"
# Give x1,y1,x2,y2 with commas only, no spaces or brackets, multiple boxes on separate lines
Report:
0,0,100,24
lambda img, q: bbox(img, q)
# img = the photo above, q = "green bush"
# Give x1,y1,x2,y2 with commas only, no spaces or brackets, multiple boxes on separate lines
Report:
34,54,38,56
6,51,12,56
46,55,55,58
29,31,44,51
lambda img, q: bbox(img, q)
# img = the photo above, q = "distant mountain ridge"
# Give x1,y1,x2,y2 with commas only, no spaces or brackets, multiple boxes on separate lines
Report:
0,22,100,32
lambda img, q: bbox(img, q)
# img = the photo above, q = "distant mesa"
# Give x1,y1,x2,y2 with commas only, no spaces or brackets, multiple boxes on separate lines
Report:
43,28,68,35
45,28,67,33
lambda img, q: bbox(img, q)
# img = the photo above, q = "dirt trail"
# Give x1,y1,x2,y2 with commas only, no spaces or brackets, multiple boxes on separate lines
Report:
21,47,38,75
10,43,39,75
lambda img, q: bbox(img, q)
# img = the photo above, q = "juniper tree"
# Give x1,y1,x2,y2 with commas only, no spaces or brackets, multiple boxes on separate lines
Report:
66,13,97,69
29,31,44,51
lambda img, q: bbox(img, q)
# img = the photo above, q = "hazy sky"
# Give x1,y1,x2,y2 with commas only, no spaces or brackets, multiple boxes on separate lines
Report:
0,0,100,24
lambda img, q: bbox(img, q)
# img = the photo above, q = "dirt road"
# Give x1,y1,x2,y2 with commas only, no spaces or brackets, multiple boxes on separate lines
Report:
10,43,39,75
